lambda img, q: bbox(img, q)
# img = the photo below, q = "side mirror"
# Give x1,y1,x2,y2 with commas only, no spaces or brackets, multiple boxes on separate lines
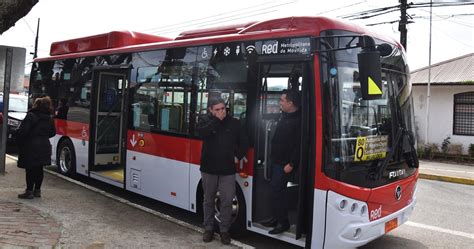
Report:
357,36,384,100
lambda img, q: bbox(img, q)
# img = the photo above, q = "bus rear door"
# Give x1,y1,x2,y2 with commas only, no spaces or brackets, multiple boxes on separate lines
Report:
89,67,129,188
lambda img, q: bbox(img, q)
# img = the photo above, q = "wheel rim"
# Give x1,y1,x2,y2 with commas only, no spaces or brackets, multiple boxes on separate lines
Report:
59,146,72,173
214,192,239,224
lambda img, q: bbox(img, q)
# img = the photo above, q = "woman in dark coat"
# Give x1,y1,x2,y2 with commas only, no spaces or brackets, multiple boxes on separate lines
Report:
16,96,56,199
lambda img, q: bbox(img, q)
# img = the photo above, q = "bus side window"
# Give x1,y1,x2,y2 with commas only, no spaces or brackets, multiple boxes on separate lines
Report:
158,103,183,132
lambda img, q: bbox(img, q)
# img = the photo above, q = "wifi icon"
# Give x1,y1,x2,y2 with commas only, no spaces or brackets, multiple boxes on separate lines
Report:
245,45,256,54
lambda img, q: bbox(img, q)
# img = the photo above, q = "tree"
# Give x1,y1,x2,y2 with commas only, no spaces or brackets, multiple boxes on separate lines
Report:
0,0,39,34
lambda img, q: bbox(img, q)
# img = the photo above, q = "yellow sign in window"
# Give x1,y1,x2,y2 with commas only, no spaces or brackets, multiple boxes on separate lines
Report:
354,135,388,161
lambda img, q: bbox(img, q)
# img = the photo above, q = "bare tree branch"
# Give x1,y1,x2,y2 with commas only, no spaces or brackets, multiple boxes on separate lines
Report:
0,0,39,34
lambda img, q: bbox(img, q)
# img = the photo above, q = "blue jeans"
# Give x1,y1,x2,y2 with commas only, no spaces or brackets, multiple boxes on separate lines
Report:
270,163,290,226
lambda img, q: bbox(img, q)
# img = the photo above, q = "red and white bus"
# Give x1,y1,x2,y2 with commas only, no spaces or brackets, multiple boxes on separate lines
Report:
30,16,419,248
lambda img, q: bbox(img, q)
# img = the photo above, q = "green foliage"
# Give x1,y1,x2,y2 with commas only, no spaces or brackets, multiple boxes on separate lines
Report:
441,136,451,154
469,144,474,157
417,145,425,159
423,143,439,160
448,143,463,155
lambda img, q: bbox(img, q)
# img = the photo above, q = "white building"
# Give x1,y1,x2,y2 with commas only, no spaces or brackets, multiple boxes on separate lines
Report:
411,53,473,154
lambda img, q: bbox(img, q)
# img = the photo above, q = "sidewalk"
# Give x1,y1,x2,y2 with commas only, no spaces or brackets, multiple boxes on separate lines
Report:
419,160,474,185
0,156,240,248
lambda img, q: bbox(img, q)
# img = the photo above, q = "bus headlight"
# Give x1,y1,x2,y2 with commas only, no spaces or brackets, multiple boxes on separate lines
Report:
351,203,358,213
360,205,367,216
339,199,348,210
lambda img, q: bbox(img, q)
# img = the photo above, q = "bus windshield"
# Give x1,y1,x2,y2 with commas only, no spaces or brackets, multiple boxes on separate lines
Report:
320,32,417,188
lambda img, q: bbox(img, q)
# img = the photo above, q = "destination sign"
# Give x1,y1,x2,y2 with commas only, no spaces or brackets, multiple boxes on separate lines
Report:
256,37,311,56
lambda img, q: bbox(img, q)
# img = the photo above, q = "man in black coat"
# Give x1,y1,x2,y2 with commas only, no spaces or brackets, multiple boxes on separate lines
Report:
264,90,301,234
16,96,56,199
196,97,248,245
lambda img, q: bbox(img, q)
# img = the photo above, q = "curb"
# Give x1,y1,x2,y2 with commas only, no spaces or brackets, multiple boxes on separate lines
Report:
419,173,474,186
5,154,254,249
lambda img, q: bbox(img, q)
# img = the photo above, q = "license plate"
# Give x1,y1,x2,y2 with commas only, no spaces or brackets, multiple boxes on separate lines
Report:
385,217,398,233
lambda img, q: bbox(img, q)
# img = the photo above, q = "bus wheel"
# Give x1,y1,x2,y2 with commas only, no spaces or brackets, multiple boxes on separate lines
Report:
57,139,76,177
214,185,247,237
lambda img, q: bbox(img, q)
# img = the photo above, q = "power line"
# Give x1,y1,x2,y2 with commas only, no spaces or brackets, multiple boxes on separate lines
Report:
367,13,474,27
21,18,35,36
366,20,399,26
155,9,279,35
141,0,297,34
337,4,400,19
412,17,474,48
315,1,367,15
150,0,297,34
413,8,474,28
195,10,277,28
338,1,474,20
141,0,275,32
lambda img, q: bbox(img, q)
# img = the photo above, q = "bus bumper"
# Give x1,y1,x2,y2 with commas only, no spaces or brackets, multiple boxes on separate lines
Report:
323,190,417,249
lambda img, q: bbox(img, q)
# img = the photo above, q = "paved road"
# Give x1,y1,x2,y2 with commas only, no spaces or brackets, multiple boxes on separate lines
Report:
64,172,474,249
48,168,473,249
361,179,474,249
4,154,472,248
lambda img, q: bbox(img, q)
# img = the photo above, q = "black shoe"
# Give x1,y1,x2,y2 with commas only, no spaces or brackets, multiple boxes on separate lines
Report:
18,191,34,199
203,230,213,242
33,189,41,198
220,232,231,245
269,224,289,235
261,218,278,227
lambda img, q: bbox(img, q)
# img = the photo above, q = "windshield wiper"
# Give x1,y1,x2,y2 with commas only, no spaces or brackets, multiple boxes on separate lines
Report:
372,127,418,180
403,128,419,169
371,84,419,181
370,127,402,180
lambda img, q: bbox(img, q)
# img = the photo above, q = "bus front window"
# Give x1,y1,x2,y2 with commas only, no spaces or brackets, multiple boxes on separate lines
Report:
330,63,391,163
320,34,416,188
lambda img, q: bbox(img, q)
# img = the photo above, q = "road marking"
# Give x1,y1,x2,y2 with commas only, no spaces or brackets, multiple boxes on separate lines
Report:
424,168,474,175
406,221,474,240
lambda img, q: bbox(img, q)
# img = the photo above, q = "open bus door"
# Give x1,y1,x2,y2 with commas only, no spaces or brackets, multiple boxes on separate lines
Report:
252,61,313,242
89,67,129,187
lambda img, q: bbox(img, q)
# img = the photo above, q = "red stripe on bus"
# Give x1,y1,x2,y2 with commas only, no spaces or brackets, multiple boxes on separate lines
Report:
126,130,254,176
55,119,90,141
127,130,198,164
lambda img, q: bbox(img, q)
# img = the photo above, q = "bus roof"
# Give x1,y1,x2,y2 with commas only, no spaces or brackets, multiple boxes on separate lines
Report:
37,16,401,62
50,31,171,56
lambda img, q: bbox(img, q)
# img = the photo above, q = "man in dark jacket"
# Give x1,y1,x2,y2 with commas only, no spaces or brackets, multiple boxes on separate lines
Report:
263,90,301,234
16,96,56,199
196,97,248,245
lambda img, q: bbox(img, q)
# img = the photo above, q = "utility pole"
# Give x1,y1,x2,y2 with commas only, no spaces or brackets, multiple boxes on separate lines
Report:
399,0,408,50
33,18,40,59
425,0,433,145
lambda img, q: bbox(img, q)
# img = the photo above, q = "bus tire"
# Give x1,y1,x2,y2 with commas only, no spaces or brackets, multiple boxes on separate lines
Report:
56,138,76,177
229,185,247,237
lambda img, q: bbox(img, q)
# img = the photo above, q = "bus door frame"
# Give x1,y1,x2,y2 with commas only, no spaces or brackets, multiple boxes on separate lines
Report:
253,57,315,241
89,65,131,188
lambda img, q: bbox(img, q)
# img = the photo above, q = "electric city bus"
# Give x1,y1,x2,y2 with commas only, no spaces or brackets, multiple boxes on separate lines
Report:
29,16,419,248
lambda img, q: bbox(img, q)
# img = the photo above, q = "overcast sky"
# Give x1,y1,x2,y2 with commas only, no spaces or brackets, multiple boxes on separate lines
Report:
0,0,472,73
